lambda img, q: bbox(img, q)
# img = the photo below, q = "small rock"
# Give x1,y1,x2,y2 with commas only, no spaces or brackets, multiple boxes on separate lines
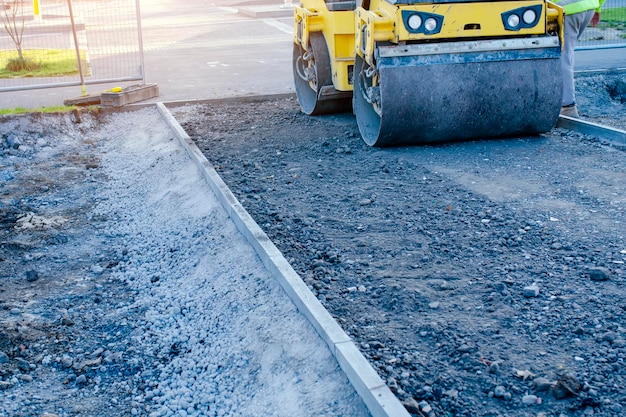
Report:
0,351,9,364
522,394,540,405
74,357,102,370
18,374,33,382
444,388,458,399
0,381,11,390
457,343,473,353
419,400,432,413
75,374,87,385
61,356,73,368
387,377,398,393
588,267,610,281
15,357,30,372
428,301,440,309
26,270,39,282
61,315,74,326
523,283,540,297
90,265,104,274
494,385,506,398
7,134,21,149
600,331,618,343
489,362,501,375
552,372,581,399
91,347,105,358
402,398,420,414
369,341,385,349
533,377,553,392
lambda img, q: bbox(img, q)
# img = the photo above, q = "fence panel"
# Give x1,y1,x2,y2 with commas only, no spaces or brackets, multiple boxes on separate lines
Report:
578,0,625,48
0,0,143,93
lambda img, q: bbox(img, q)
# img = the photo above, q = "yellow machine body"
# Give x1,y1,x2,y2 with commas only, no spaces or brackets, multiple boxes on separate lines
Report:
293,0,564,146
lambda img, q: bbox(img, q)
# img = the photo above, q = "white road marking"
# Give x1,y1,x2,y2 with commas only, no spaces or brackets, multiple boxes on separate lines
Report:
262,18,293,35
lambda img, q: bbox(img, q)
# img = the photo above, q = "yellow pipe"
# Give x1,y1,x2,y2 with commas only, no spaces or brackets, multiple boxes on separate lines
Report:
33,0,41,20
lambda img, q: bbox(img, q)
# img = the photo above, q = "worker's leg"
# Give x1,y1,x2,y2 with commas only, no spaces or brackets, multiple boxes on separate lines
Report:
561,10,595,107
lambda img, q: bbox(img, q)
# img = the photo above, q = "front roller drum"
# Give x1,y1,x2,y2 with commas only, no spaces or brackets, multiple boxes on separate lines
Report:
353,48,562,147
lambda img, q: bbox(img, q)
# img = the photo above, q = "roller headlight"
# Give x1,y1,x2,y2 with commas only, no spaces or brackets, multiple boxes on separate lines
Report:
502,5,542,31
407,14,422,31
523,9,537,25
424,17,438,32
402,11,444,35
507,14,520,28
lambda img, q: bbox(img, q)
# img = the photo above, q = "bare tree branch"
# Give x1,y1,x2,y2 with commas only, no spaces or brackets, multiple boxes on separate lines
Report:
1,0,26,60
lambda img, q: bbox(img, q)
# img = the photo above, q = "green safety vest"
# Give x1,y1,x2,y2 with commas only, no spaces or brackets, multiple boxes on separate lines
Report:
555,0,604,14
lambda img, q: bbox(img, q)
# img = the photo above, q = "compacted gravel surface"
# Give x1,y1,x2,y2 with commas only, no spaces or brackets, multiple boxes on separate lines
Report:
173,73,626,417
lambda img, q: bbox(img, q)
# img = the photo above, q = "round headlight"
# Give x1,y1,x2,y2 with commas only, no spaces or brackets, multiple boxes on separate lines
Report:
424,17,438,32
407,14,422,31
522,9,537,25
507,14,520,28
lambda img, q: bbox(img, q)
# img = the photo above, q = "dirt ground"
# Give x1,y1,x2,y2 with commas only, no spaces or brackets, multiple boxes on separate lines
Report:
1,72,625,417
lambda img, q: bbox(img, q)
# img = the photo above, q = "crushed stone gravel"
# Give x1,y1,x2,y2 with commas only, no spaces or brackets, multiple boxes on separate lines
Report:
0,108,368,417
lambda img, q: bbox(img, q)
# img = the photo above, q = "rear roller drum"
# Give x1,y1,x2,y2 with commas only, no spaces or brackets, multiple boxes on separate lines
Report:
293,33,351,115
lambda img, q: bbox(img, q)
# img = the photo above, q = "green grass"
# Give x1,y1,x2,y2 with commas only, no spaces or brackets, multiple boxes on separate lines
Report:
0,105,101,115
599,7,626,29
601,7,626,23
0,105,80,115
0,49,90,78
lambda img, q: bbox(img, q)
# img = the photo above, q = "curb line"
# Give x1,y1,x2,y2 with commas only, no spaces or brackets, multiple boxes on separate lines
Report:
237,4,294,18
155,102,410,417
557,115,626,145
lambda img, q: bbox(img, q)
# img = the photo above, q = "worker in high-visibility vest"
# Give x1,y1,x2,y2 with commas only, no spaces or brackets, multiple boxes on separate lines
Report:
557,0,606,118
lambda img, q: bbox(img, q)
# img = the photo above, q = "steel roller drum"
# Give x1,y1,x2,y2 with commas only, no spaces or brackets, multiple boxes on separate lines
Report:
354,39,563,147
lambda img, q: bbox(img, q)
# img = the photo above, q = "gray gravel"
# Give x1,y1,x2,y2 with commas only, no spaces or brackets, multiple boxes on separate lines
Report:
0,108,368,416
174,71,626,417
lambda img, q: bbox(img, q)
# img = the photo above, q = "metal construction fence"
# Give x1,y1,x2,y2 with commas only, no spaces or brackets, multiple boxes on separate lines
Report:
0,0,624,97
579,0,626,49
0,0,143,93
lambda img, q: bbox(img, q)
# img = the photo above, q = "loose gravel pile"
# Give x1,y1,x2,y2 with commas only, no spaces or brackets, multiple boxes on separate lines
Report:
0,109,368,417
173,72,626,417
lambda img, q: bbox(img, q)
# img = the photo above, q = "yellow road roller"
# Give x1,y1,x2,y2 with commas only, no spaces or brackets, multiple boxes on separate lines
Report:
293,0,564,146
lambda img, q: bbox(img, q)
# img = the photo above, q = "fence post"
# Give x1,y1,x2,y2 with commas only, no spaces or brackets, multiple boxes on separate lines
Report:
67,0,87,95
